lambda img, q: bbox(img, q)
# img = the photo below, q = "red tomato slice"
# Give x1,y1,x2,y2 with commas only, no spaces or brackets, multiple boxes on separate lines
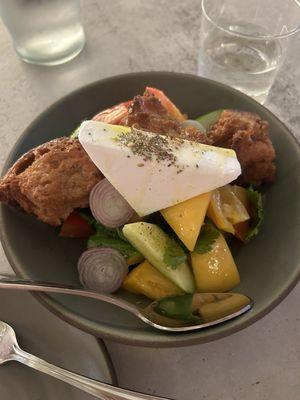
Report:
145,87,185,121
59,212,94,238
92,100,131,125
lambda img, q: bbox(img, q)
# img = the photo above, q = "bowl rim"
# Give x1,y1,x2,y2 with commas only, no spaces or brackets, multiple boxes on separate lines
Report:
1,71,299,347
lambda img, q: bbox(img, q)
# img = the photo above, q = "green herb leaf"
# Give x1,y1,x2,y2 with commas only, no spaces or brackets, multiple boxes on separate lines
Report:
194,223,220,254
94,222,119,238
163,237,187,269
87,234,141,259
155,294,201,322
79,208,143,263
78,211,123,239
116,227,129,241
245,187,264,242
78,210,97,226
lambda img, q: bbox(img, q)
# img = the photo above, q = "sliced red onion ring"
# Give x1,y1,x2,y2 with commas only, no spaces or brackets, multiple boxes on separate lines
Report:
89,179,135,228
78,247,128,293
182,119,206,132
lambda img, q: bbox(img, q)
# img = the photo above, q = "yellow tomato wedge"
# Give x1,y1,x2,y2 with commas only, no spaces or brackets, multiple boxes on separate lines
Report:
208,185,250,234
122,260,184,300
191,234,240,292
232,185,249,207
231,185,251,241
160,192,212,251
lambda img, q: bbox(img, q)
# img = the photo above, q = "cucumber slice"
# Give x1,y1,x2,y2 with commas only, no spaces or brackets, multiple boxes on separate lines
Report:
196,109,223,132
123,222,195,293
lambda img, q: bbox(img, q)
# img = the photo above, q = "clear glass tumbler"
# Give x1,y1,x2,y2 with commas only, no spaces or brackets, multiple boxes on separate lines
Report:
198,0,300,103
0,0,85,66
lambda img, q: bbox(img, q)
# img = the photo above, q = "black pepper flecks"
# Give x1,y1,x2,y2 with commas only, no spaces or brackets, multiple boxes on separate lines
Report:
115,129,180,165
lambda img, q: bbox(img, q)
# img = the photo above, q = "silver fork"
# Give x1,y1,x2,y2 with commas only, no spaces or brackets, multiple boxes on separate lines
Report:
0,320,170,400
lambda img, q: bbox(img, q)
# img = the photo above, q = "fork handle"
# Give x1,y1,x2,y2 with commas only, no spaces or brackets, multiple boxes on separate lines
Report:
13,346,168,400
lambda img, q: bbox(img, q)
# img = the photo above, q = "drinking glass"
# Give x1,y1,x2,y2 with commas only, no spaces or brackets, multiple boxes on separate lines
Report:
198,0,300,103
0,0,85,66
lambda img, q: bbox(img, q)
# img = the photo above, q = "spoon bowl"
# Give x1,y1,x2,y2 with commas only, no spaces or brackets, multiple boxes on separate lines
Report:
141,292,253,331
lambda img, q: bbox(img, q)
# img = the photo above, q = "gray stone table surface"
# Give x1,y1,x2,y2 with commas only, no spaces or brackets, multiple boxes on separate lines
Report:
0,1,299,399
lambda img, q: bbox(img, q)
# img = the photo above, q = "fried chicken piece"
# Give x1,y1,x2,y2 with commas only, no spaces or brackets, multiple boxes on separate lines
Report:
208,110,276,186
120,93,209,143
0,137,102,225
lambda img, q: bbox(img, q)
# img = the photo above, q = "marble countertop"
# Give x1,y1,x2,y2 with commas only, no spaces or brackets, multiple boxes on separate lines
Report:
0,1,299,399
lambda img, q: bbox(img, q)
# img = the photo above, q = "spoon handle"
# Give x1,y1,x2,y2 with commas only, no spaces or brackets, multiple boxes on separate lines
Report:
13,346,168,400
0,275,139,316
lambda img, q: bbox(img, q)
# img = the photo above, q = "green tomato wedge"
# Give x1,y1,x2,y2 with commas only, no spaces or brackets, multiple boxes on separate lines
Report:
123,222,195,293
196,109,223,132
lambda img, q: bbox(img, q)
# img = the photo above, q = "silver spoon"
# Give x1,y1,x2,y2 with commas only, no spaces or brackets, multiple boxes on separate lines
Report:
0,320,171,400
0,275,252,331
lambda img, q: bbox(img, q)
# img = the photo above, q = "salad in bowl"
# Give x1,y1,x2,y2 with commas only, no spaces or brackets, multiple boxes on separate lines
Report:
0,86,276,323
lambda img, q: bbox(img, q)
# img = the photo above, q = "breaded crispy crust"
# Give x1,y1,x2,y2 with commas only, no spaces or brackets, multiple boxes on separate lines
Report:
0,137,102,225
121,93,210,144
208,110,276,185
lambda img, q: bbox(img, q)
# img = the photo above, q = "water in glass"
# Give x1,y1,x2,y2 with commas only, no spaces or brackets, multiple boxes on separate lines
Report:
0,0,85,66
198,22,282,103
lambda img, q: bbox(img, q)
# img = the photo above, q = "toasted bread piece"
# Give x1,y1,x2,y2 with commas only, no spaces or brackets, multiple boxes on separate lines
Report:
0,137,102,225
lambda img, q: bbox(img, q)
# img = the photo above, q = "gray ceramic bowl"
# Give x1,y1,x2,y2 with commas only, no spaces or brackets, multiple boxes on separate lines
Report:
1,72,300,347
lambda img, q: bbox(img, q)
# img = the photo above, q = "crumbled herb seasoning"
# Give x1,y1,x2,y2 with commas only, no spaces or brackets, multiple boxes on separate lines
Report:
115,129,179,165
163,237,187,269
137,163,145,167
